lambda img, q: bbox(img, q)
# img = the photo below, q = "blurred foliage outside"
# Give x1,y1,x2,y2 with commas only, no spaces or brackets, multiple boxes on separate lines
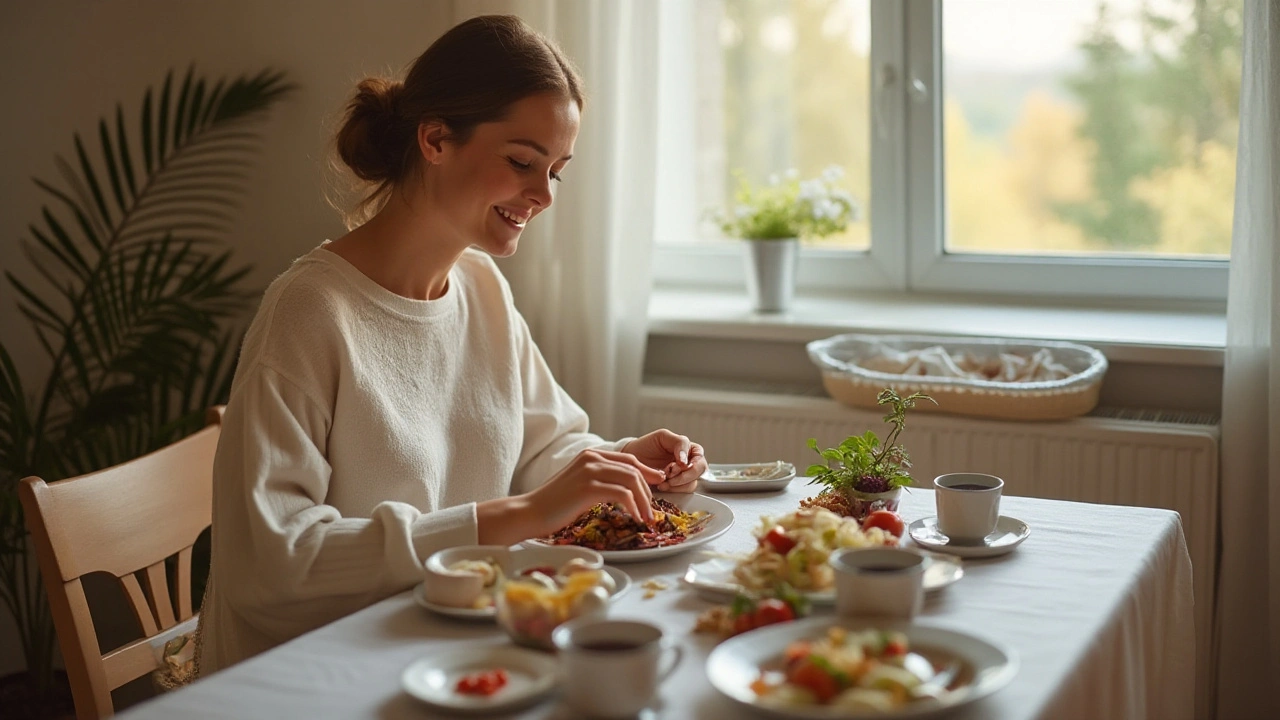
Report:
707,0,1241,259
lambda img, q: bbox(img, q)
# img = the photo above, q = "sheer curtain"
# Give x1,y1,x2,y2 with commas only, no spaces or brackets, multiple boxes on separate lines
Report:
1215,1,1280,717
451,0,660,439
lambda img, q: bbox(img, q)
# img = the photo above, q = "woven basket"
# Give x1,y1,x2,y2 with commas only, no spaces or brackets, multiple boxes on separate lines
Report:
807,334,1108,421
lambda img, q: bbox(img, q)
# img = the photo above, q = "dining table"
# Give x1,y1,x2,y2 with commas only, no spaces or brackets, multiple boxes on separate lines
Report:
119,480,1195,719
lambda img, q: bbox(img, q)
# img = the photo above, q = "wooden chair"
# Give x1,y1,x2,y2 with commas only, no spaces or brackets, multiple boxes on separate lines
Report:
19,407,224,718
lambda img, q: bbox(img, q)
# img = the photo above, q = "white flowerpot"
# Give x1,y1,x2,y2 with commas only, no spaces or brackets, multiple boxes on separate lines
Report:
743,237,798,313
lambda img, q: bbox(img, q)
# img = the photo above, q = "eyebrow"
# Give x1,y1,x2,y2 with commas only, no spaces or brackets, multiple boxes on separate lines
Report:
509,139,573,162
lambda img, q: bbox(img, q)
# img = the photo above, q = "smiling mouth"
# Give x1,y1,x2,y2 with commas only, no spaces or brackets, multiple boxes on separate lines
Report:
495,207,528,229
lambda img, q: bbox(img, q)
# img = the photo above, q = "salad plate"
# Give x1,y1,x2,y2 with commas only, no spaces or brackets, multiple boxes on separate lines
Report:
414,565,631,620
523,492,735,564
706,617,1018,718
700,462,797,493
908,516,1030,559
683,553,963,604
401,644,559,715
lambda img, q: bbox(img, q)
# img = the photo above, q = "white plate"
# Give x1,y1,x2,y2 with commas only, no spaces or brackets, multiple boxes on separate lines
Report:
683,553,963,604
414,565,632,620
707,617,1019,718
908,516,1030,559
700,462,797,493
523,493,735,564
401,645,559,715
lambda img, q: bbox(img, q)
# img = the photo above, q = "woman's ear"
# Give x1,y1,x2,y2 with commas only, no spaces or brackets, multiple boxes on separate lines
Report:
417,121,450,165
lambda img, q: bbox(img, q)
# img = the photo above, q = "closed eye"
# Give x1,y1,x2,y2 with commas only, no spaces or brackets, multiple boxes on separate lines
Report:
508,157,563,183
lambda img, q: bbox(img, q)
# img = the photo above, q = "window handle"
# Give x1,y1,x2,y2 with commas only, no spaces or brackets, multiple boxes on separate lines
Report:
909,77,930,103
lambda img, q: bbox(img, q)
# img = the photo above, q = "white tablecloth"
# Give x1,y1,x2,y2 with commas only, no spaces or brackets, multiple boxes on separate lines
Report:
121,484,1194,719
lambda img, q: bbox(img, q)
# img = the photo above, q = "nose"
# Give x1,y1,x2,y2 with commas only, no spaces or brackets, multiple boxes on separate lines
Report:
524,173,554,209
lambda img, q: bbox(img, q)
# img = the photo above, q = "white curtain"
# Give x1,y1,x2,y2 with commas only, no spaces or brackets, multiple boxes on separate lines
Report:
1215,1,1280,718
451,0,660,439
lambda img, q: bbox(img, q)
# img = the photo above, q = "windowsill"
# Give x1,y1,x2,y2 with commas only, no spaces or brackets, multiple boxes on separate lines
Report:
647,287,1226,368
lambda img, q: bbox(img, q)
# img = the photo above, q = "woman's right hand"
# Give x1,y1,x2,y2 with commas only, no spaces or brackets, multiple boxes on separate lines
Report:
526,448,664,534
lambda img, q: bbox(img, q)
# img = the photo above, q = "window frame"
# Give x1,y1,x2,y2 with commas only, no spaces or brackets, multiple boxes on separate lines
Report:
651,0,1231,304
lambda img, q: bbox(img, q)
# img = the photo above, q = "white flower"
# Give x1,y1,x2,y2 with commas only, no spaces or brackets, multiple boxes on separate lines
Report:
785,168,800,181
797,179,824,202
768,173,780,186
821,165,845,183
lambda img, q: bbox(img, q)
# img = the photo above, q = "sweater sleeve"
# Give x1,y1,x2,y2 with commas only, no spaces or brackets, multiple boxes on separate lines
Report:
212,362,478,643
508,312,631,496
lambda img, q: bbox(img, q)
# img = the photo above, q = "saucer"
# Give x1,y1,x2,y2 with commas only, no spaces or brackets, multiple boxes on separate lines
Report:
908,516,1030,558
401,644,558,714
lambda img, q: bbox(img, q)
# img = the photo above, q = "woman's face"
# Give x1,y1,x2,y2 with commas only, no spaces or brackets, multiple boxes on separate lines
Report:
423,93,580,257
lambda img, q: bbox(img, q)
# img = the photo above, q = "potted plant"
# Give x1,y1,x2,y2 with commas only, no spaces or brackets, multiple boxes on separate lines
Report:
803,388,935,521
710,166,858,313
0,66,291,715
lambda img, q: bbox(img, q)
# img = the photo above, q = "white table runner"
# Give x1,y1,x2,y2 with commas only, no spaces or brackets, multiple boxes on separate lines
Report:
121,484,1194,719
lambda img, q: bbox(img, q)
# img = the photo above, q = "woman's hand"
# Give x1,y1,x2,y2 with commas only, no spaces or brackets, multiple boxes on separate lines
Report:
621,429,708,493
524,448,664,533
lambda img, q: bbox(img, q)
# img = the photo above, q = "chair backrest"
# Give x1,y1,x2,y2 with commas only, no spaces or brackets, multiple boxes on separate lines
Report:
19,407,224,718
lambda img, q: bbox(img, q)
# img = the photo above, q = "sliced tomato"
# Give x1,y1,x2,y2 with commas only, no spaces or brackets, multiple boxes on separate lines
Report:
455,668,508,696
861,510,906,538
762,526,797,554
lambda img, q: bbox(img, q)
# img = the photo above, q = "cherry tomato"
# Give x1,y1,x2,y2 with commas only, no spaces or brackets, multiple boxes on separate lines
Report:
733,612,759,635
861,510,906,538
754,598,796,627
788,660,841,703
762,526,797,554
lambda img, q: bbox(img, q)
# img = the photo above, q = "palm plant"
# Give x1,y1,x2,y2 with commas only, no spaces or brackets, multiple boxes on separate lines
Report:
0,66,292,693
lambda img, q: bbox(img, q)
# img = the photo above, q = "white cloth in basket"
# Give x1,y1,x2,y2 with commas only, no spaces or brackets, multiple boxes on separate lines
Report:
860,344,1073,383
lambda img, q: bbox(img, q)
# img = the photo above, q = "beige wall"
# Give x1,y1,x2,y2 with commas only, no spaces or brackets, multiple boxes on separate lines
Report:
0,0,453,680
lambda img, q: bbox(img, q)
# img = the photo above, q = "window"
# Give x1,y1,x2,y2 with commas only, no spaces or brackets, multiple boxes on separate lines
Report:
654,0,1242,302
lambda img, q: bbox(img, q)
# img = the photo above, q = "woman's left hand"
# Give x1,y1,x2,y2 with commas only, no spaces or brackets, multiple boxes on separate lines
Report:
621,430,707,493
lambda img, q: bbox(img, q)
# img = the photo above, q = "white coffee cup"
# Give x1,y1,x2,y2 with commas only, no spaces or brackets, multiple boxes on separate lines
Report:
830,547,928,620
551,618,684,718
934,472,1004,544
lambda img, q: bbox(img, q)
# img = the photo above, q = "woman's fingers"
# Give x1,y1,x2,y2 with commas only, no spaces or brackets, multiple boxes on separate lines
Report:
588,481,648,526
581,455,655,521
592,449,665,487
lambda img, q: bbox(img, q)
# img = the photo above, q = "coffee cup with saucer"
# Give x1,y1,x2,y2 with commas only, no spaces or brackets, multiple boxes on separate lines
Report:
909,473,1030,558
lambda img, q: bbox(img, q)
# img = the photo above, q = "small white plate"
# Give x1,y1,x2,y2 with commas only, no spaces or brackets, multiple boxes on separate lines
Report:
700,462,797,493
414,565,632,620
524,493,736,564
908,516,1031,558
683,553,963,604
707,617,1018,719
401,645,559,715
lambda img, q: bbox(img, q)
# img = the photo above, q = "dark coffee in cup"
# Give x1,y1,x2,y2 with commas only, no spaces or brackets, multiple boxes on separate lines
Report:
949,483,994,491
579,640,644,652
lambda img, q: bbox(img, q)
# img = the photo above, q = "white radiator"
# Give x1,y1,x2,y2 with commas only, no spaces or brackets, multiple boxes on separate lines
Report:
639,384,1220,716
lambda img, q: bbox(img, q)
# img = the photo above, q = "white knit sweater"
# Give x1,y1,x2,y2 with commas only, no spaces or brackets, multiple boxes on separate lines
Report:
199,245,621,672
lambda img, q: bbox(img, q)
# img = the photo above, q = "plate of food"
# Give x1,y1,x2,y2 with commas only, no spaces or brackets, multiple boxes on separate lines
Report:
706,617,1018,718
684,552,962,605
414,565,631,620
701,462,797,493
689,507,902,601
401,644,559,715
417,544,629,619
524,492,735,563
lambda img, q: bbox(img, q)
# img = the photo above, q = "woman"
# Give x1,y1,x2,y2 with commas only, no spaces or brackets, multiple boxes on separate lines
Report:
198,15,706,673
